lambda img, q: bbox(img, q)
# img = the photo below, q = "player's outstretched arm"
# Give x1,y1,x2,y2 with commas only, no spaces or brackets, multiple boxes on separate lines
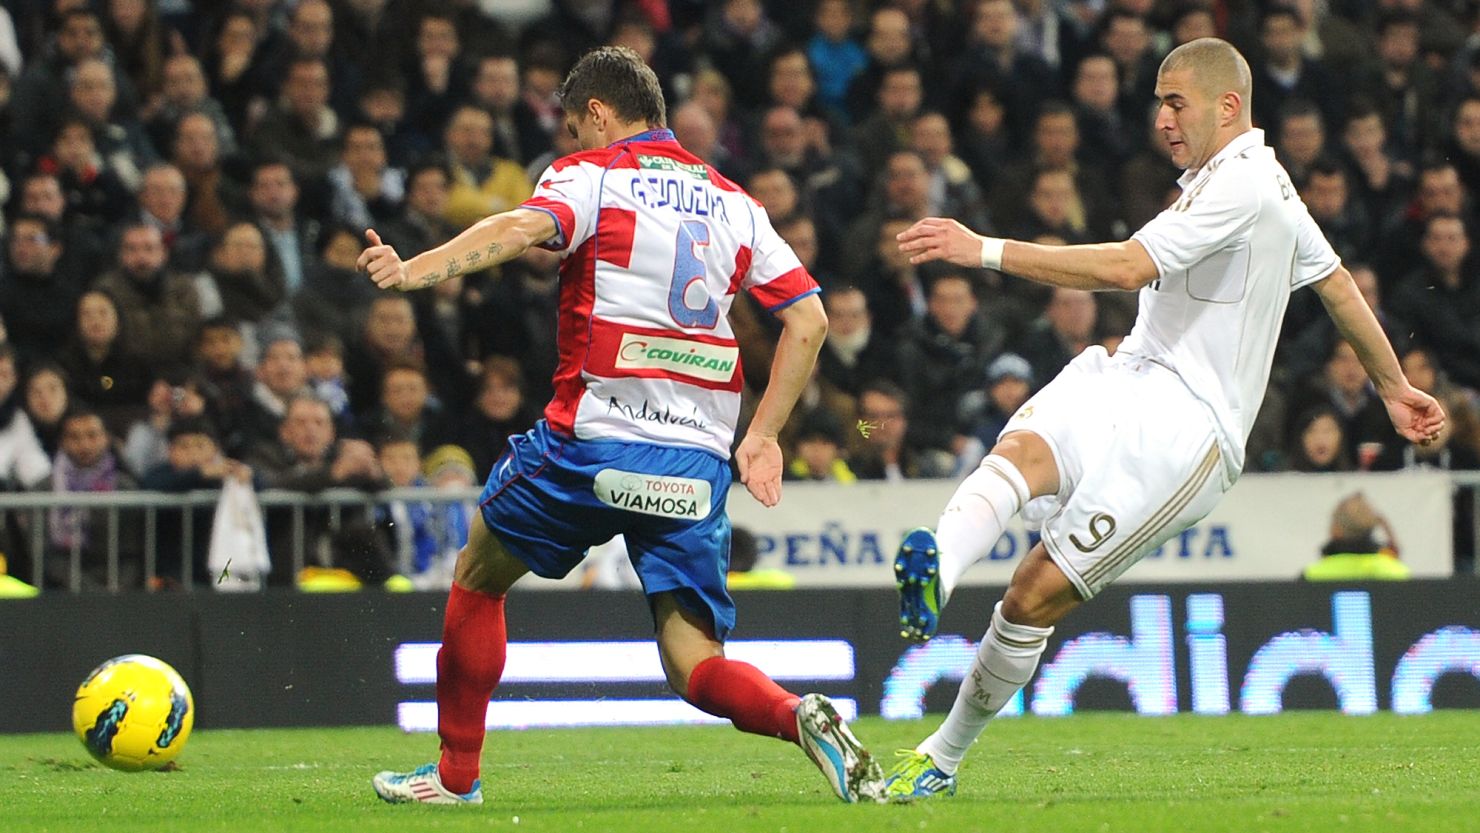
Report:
896,217,1159,291
736,293,828,508
357,208,558,291
1312,265,1446,445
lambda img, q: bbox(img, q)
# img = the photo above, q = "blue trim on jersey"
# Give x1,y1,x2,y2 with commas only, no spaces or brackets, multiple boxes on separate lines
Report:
609,129,676,146
524,205,567,250
765,286,821,313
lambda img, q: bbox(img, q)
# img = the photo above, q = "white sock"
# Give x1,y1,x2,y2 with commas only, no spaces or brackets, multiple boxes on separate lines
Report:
936,455,1030,602
918,602,1053,775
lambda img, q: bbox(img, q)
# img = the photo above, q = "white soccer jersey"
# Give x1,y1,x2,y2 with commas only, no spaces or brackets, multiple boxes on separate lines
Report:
519,129,819,457
1126,128,1339,479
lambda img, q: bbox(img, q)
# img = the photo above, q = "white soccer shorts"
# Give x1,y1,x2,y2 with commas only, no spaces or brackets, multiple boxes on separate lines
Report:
1000,346,1228,599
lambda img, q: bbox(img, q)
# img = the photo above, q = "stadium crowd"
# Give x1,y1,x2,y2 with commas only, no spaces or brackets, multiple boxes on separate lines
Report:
0,0,1476,589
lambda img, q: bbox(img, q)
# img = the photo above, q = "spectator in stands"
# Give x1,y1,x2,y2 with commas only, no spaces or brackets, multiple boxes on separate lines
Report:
842,150,932,284
67,57,155,193
670,101,725,170
441,104,532,231
1014,167,1094,243
345,294,430,420
857,217,929,339
1015,287,1097,391
249,57,341,184
258,0,359,119
123,371,213,475
45,407,142,590
1365,11,1441,162
240,332,311,452
1070,53,1139,174
956,84,1010,198
444,356,536,478
726,526,795,590
169,111,238,240
852,64,924,177
248,159,319,296
910,110,991,232
1340,101,1412,240
304,331,351,424
0,214,83,367
363,361,447,451
1299,158,1373,265
745,168,800,226
777,214,832,286
146,53,238,159
201,220,287,330
702,0,783,111
41,116,133,223
1096,9,1158,125
376,161,458,261
16,170,106,277
58,290,150,437
992,103,1114,240
246,394,388,585
807,0,868,119
0,343,50,491
10,9,112,159
1252,6,1342,139
894,272,1004,457
22,363,69,459
193,318,255,456
956,0,1059,144
94,223,203,375
817,286,894,398
327,120,404,231
135,163,211,272
1449,96,1480,198
103,0,169,109
962,352,1034,459
140,417,253,589
1399,345,1480,461
1290,339,1394,464
1389,214,1480,390
1274,100,1327,184
470,53,549,168
1286,406,1354,473
785,408,857,483
1282,264,1408,386
849,380,953,481
294,224,382,345
400,9,470,146
1303,492,1410,581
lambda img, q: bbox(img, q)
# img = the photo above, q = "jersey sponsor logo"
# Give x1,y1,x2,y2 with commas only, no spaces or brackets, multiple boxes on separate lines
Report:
604,396,709,431
637,154,710,180
593,468,712,520
614,333,739,383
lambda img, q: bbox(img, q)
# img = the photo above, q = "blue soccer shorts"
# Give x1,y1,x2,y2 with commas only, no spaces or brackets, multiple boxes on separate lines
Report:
478,420,737,639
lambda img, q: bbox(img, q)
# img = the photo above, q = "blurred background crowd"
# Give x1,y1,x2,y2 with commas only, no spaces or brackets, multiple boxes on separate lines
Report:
0,0,1476,588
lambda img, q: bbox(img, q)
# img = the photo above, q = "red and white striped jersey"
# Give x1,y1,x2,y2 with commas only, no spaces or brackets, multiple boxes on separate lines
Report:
519,129,818,458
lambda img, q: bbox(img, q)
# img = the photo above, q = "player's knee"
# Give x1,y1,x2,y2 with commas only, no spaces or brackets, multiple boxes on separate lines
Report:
991,433,1060,497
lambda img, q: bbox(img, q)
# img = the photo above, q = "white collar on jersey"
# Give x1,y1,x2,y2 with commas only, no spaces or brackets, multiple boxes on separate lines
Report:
1177,128,1267,188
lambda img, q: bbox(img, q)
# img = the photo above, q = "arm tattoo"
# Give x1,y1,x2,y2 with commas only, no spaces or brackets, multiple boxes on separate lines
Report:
464,250,483,269
414,269,443,288
485,242,504,261
444,257,464,279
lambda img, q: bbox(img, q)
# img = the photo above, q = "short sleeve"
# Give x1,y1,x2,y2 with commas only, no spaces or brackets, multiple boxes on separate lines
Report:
1290,205,1340,289
1131,170,1257,279
520,161,598,254
742,203,819,312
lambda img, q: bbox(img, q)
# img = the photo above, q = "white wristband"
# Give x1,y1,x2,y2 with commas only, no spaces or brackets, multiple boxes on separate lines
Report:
979,236,1005,270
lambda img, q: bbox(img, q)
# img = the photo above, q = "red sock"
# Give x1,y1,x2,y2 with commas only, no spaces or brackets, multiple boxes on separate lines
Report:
685,656,801,743
436,584,507,794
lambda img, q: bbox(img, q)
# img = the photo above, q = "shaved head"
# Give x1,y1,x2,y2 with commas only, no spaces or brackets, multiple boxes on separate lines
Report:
1159,38,1252,106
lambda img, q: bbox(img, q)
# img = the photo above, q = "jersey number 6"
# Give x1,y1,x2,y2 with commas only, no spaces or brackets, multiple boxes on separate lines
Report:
668,220,719,328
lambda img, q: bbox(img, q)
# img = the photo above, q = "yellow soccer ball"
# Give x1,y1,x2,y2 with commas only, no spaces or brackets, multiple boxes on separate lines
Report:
72,655,194,772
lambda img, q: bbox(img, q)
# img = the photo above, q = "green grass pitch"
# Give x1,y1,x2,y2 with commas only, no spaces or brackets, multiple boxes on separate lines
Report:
3,712,1479,833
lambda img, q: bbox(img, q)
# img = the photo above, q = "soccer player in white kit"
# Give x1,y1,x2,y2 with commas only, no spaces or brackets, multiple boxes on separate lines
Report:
358,47,883,805
881,38,1447,800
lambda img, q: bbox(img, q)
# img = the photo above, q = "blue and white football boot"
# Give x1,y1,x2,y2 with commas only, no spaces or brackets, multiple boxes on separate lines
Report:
372,762,483,805
895,527,945,641
795,693,884,803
